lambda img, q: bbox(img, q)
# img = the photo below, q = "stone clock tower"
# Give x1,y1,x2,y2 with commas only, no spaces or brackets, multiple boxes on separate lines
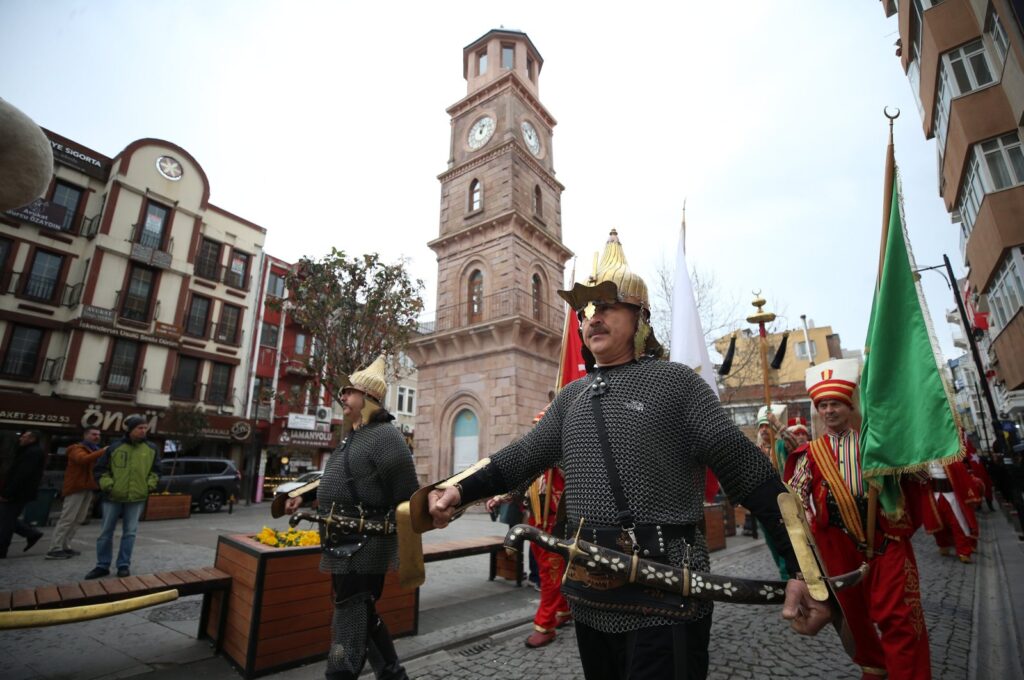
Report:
407,29,572,481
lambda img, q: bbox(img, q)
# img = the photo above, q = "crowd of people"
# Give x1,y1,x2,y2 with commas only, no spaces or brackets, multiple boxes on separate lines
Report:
0,415,160,580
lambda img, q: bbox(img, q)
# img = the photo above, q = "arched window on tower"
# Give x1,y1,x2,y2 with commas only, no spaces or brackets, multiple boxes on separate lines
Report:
452,409,480,474
468,270,484,323
533,185,543,218
469,179,482,212
532,273,543,321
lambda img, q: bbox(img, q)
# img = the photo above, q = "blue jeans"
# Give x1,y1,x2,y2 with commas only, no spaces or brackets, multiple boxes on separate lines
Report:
95,500,145,570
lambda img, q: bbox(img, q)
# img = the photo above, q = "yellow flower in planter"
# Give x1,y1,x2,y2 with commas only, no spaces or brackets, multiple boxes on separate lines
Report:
254,526,319,548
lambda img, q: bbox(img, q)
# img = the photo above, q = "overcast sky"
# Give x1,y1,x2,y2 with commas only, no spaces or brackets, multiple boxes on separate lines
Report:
0,1,965,362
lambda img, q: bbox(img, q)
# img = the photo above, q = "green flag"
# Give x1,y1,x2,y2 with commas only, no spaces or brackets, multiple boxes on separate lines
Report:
860,173,963,514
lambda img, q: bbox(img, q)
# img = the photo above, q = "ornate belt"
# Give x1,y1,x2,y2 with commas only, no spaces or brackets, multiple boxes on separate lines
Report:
505,523,868,608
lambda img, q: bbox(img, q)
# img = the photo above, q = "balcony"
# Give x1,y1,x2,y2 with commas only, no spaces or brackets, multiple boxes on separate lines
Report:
417,288,562,335
128,224,173,269
6,272,82,307
192,261,251,291
210,321,243,347
170,380,237,407
992,308,1024,391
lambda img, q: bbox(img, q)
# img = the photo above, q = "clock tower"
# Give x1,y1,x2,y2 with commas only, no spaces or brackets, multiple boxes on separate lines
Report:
407,29,572,481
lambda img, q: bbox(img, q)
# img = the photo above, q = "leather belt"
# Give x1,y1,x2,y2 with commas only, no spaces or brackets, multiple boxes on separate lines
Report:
930,478,954,493
583,524,695,559
824,494,887,555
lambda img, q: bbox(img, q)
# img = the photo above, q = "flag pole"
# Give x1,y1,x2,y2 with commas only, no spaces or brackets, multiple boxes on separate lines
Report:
800,314,815,367
876,108,900,286
867,107,900,558
747,292,779,468
554,259,577,394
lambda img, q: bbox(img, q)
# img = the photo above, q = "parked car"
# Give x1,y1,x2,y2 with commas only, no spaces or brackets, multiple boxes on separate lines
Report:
158,458,241,513
273,470,323,498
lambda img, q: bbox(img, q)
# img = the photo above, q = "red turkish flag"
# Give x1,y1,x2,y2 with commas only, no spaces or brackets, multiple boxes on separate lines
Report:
558,303,587,389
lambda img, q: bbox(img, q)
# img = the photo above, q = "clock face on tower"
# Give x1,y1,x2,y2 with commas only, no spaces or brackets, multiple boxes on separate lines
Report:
156,155,183,181
520,121,541,157
467,116,496,150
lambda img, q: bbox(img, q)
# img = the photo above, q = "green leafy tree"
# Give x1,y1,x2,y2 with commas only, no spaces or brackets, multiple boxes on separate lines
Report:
273,250,424,404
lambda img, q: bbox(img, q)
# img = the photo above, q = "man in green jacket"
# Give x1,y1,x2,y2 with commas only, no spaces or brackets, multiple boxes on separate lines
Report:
85,415,159,579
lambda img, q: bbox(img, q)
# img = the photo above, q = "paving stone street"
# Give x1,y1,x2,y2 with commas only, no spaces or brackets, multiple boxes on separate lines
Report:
2,503,1020,680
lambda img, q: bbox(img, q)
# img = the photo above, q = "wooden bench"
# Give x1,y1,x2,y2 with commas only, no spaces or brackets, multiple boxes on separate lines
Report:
0,567,232,645
373,535,524,640
424,534,523,585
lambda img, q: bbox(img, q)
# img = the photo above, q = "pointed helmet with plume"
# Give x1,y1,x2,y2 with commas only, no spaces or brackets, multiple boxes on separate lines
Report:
557,229,663,365
341,355,389,426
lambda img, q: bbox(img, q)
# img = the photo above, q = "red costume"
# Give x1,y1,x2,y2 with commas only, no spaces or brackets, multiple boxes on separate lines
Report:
922,460,980,561
786,359,932,680
526,467,571,640
962,433,994,508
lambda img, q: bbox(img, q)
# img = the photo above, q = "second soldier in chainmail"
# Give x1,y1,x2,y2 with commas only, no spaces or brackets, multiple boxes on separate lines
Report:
286,356,419,680
428,231,830,680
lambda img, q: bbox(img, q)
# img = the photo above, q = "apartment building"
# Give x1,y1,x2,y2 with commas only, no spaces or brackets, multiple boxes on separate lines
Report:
1,130,265,477
881,0,1024,431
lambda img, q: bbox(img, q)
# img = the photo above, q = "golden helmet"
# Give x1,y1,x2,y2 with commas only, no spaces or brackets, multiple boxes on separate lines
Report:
557,229,661,362
345,355,388,402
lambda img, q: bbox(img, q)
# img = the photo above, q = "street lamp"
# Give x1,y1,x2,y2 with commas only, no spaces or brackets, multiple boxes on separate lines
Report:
914,254,1003,453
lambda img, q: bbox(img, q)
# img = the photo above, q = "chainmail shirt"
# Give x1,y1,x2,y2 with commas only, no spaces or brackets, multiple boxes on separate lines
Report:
487,358,779,632
317,421,419,574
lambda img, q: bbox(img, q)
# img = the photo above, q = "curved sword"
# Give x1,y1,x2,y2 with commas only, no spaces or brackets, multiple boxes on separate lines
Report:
505,523,868,605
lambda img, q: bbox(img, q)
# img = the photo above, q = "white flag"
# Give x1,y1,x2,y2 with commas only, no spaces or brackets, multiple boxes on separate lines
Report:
670,225,718,397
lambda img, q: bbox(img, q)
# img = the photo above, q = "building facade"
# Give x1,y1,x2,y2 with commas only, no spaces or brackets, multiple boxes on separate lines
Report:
246,255,340,500
1,130,264,489
407,29,572,482
881,0,1024,431
713,323,846,440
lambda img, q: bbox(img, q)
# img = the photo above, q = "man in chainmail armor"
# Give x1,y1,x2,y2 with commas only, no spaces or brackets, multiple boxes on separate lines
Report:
286,356,418,680
428,231,829,680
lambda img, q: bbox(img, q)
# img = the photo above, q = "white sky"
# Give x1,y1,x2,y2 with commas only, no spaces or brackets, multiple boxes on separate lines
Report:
0,0,965,361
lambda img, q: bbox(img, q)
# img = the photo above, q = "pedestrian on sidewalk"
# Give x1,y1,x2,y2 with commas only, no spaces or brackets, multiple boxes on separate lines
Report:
285,357,418,680
85,415,159,579
0,430,46,557
46,426,106,559
428,231,828,680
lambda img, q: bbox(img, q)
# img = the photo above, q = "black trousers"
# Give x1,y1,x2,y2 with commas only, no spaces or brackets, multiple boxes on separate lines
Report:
327,573,407,680
575,616,713,680
0,501,41,558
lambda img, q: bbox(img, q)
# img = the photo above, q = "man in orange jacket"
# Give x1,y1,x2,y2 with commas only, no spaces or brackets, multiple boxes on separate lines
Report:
46,427,105,559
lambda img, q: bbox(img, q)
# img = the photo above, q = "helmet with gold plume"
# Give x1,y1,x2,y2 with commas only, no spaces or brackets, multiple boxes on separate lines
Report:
557,229,663,367
340,355,389,427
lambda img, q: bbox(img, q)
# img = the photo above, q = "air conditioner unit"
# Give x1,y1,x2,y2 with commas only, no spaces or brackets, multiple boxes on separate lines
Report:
315,406,333,422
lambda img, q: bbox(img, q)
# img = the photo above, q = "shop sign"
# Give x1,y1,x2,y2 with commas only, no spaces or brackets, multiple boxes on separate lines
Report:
5,199,68,231
49,137,110,179
154,322,181,339
81,305,116,327
276,428,336,449
76,319,180,349
0,393,252,441
287,413,316,431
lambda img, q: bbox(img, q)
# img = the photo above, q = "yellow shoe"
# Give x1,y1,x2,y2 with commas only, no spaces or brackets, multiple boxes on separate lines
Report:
958,555,972,564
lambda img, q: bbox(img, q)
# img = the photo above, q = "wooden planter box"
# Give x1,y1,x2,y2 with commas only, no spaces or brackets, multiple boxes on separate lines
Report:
722,500,736,537
703,503,726,552
142,494,192,521
206,534,417,678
